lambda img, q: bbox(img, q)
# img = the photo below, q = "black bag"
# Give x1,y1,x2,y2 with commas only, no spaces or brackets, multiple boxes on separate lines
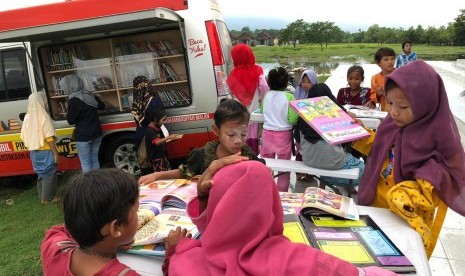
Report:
137,135,151,169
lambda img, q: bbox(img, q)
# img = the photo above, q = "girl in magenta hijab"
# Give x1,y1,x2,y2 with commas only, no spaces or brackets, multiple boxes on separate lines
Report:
353,60,465,258
163,159,397,275
226,44,269,154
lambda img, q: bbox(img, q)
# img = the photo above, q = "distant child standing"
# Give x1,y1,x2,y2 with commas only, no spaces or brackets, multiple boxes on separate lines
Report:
226,44,270,154
336,65,371,106
367,47,396,111
138,99,264,185
41,168,140,275
395,40,417,68
354,60,465,258
261,67,299,192
20,92,59,204
144,108,181,173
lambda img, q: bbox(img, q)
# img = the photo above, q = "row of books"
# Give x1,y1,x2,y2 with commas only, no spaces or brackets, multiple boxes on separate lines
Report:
114,40,180,59
45,46,92,71
0,119,21,131
50,74,115,95
158,89,191,108
117,61,180,88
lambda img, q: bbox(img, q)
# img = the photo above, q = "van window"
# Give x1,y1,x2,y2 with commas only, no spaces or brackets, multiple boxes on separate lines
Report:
0,49,31,101
215,20,233,75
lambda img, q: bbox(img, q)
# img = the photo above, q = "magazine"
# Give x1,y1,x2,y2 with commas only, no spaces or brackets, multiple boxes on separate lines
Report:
279,187,359,220
123,179,199,257
289,96,370,145
295,214,416,273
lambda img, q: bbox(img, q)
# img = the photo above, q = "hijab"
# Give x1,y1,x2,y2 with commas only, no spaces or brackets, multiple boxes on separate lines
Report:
294,69,318,100
169,161,358,275
131,75,157,125
20,92,55,150
60,74,98,108
358,60,465,216
226,44,264,107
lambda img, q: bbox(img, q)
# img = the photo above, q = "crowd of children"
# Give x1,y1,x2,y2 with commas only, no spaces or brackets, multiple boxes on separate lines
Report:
39,43,465,275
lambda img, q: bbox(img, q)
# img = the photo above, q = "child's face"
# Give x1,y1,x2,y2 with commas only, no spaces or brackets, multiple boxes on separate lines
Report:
347,71,363,91
215,120,247,155
156,116,167,127
301,75,313,91
386,87,413,127
377,56,395,75
403,43,412,55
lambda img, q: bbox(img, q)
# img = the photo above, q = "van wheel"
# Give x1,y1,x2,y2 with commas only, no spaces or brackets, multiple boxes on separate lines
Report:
105,134,141,176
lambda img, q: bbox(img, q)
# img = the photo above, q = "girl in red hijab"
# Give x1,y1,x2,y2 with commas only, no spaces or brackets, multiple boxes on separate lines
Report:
226,44,269,154
353,60,465,258
163,159,397,275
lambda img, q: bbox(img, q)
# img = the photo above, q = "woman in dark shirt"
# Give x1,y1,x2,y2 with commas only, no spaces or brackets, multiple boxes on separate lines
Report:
62,74,105,173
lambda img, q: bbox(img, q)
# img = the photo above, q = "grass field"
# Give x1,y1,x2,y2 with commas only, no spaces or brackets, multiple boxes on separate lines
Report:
1,42,465,275
252,43,465,64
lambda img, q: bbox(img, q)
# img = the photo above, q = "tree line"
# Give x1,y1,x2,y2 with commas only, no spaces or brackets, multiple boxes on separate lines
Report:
230,9,465,48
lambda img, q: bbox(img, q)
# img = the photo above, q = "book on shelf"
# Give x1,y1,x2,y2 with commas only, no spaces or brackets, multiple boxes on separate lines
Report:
279,187,359,220
124,179,199,258
285,213,416,274
160,62,179,82
289,96,370,145
344,105,388,119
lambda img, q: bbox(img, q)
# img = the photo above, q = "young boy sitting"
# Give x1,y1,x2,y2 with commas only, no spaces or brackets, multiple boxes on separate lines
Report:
41,168,140,275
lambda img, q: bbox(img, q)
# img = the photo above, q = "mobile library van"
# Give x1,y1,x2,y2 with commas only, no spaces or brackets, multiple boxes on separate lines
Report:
0,0,233,176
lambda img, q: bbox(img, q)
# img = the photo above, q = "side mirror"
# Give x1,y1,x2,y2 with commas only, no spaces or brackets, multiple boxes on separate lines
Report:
19,113,26,121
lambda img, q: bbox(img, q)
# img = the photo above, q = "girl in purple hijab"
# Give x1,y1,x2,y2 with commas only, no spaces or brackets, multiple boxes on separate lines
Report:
353,60,465,258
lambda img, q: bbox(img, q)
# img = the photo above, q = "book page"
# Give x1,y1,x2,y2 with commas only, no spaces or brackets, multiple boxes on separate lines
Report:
301,187,359,220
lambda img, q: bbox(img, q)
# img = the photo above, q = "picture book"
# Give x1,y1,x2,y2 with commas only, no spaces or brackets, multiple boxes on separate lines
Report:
280,187,359,220
298,214,416,273
344,105,388,119
123,179,200,257
289,96,370,145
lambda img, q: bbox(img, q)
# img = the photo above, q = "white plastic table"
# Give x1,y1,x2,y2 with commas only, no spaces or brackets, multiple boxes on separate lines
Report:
118,205,431,276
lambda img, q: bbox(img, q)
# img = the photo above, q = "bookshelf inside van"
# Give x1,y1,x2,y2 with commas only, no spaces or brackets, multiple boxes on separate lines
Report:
40,30,190,120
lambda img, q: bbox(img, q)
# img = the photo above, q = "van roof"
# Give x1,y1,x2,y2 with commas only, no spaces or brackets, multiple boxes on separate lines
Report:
0,0,187,42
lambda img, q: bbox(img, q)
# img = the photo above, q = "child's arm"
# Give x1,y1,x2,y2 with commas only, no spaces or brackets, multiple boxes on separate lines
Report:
336,88,345,105
46,137,60,164
153,134,181,145
138,169,183,185
258,74,270,99
351,128,375,156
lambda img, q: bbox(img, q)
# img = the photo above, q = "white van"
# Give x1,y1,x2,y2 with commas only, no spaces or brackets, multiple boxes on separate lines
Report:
0,0,233,176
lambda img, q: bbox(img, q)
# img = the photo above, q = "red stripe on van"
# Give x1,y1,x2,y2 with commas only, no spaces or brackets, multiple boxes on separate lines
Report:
0,0,188,32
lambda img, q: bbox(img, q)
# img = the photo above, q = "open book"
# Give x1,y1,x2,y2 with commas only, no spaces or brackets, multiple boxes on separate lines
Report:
289,96,370,145
344,104,388,119
280,187,359,220
287,214,416,273
124,179,199,257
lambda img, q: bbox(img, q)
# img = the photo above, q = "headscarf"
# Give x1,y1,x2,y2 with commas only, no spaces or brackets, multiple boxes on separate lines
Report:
294,69,318,100
169,161,358,275
131,75,156,125
20,92,55,150
358,60,465,216
60,75,98,108
226,44,264,107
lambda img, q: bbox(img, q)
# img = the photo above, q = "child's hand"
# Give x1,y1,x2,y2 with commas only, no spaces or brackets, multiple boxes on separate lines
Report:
168,134,182,140
197,152,249,198
138,172,159,185
364,101,376,109
165,226,192,249
375,86,384,97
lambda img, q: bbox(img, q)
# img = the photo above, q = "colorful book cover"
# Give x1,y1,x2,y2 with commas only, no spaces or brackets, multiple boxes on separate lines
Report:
289,96,370,145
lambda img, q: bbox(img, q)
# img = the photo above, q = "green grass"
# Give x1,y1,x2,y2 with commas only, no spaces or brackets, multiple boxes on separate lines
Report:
0,176,64,276
252,43,465,64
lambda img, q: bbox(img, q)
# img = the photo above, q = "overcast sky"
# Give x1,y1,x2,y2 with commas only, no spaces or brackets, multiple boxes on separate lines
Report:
0,0,463,32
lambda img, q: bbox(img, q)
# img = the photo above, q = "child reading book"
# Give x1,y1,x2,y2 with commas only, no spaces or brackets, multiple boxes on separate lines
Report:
353,60,465,258
41,168,140,275
163,160,397,275
138,99,264,185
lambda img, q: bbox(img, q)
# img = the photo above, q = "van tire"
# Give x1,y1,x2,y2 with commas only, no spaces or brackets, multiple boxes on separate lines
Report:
104,133,141,176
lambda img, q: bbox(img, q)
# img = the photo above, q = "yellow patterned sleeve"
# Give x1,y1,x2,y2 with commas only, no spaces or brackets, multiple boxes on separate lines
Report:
351,128,375,156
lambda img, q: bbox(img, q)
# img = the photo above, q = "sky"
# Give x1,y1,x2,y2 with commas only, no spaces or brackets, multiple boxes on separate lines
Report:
0,0,463,32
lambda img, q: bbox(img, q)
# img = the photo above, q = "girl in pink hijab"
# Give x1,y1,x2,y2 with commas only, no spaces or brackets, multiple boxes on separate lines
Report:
353,60,465,258
226,44,269,154
163,159,397,275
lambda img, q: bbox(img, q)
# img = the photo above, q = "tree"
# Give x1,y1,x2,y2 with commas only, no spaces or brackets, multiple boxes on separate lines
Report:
281,19,309,47
453,9,465,45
